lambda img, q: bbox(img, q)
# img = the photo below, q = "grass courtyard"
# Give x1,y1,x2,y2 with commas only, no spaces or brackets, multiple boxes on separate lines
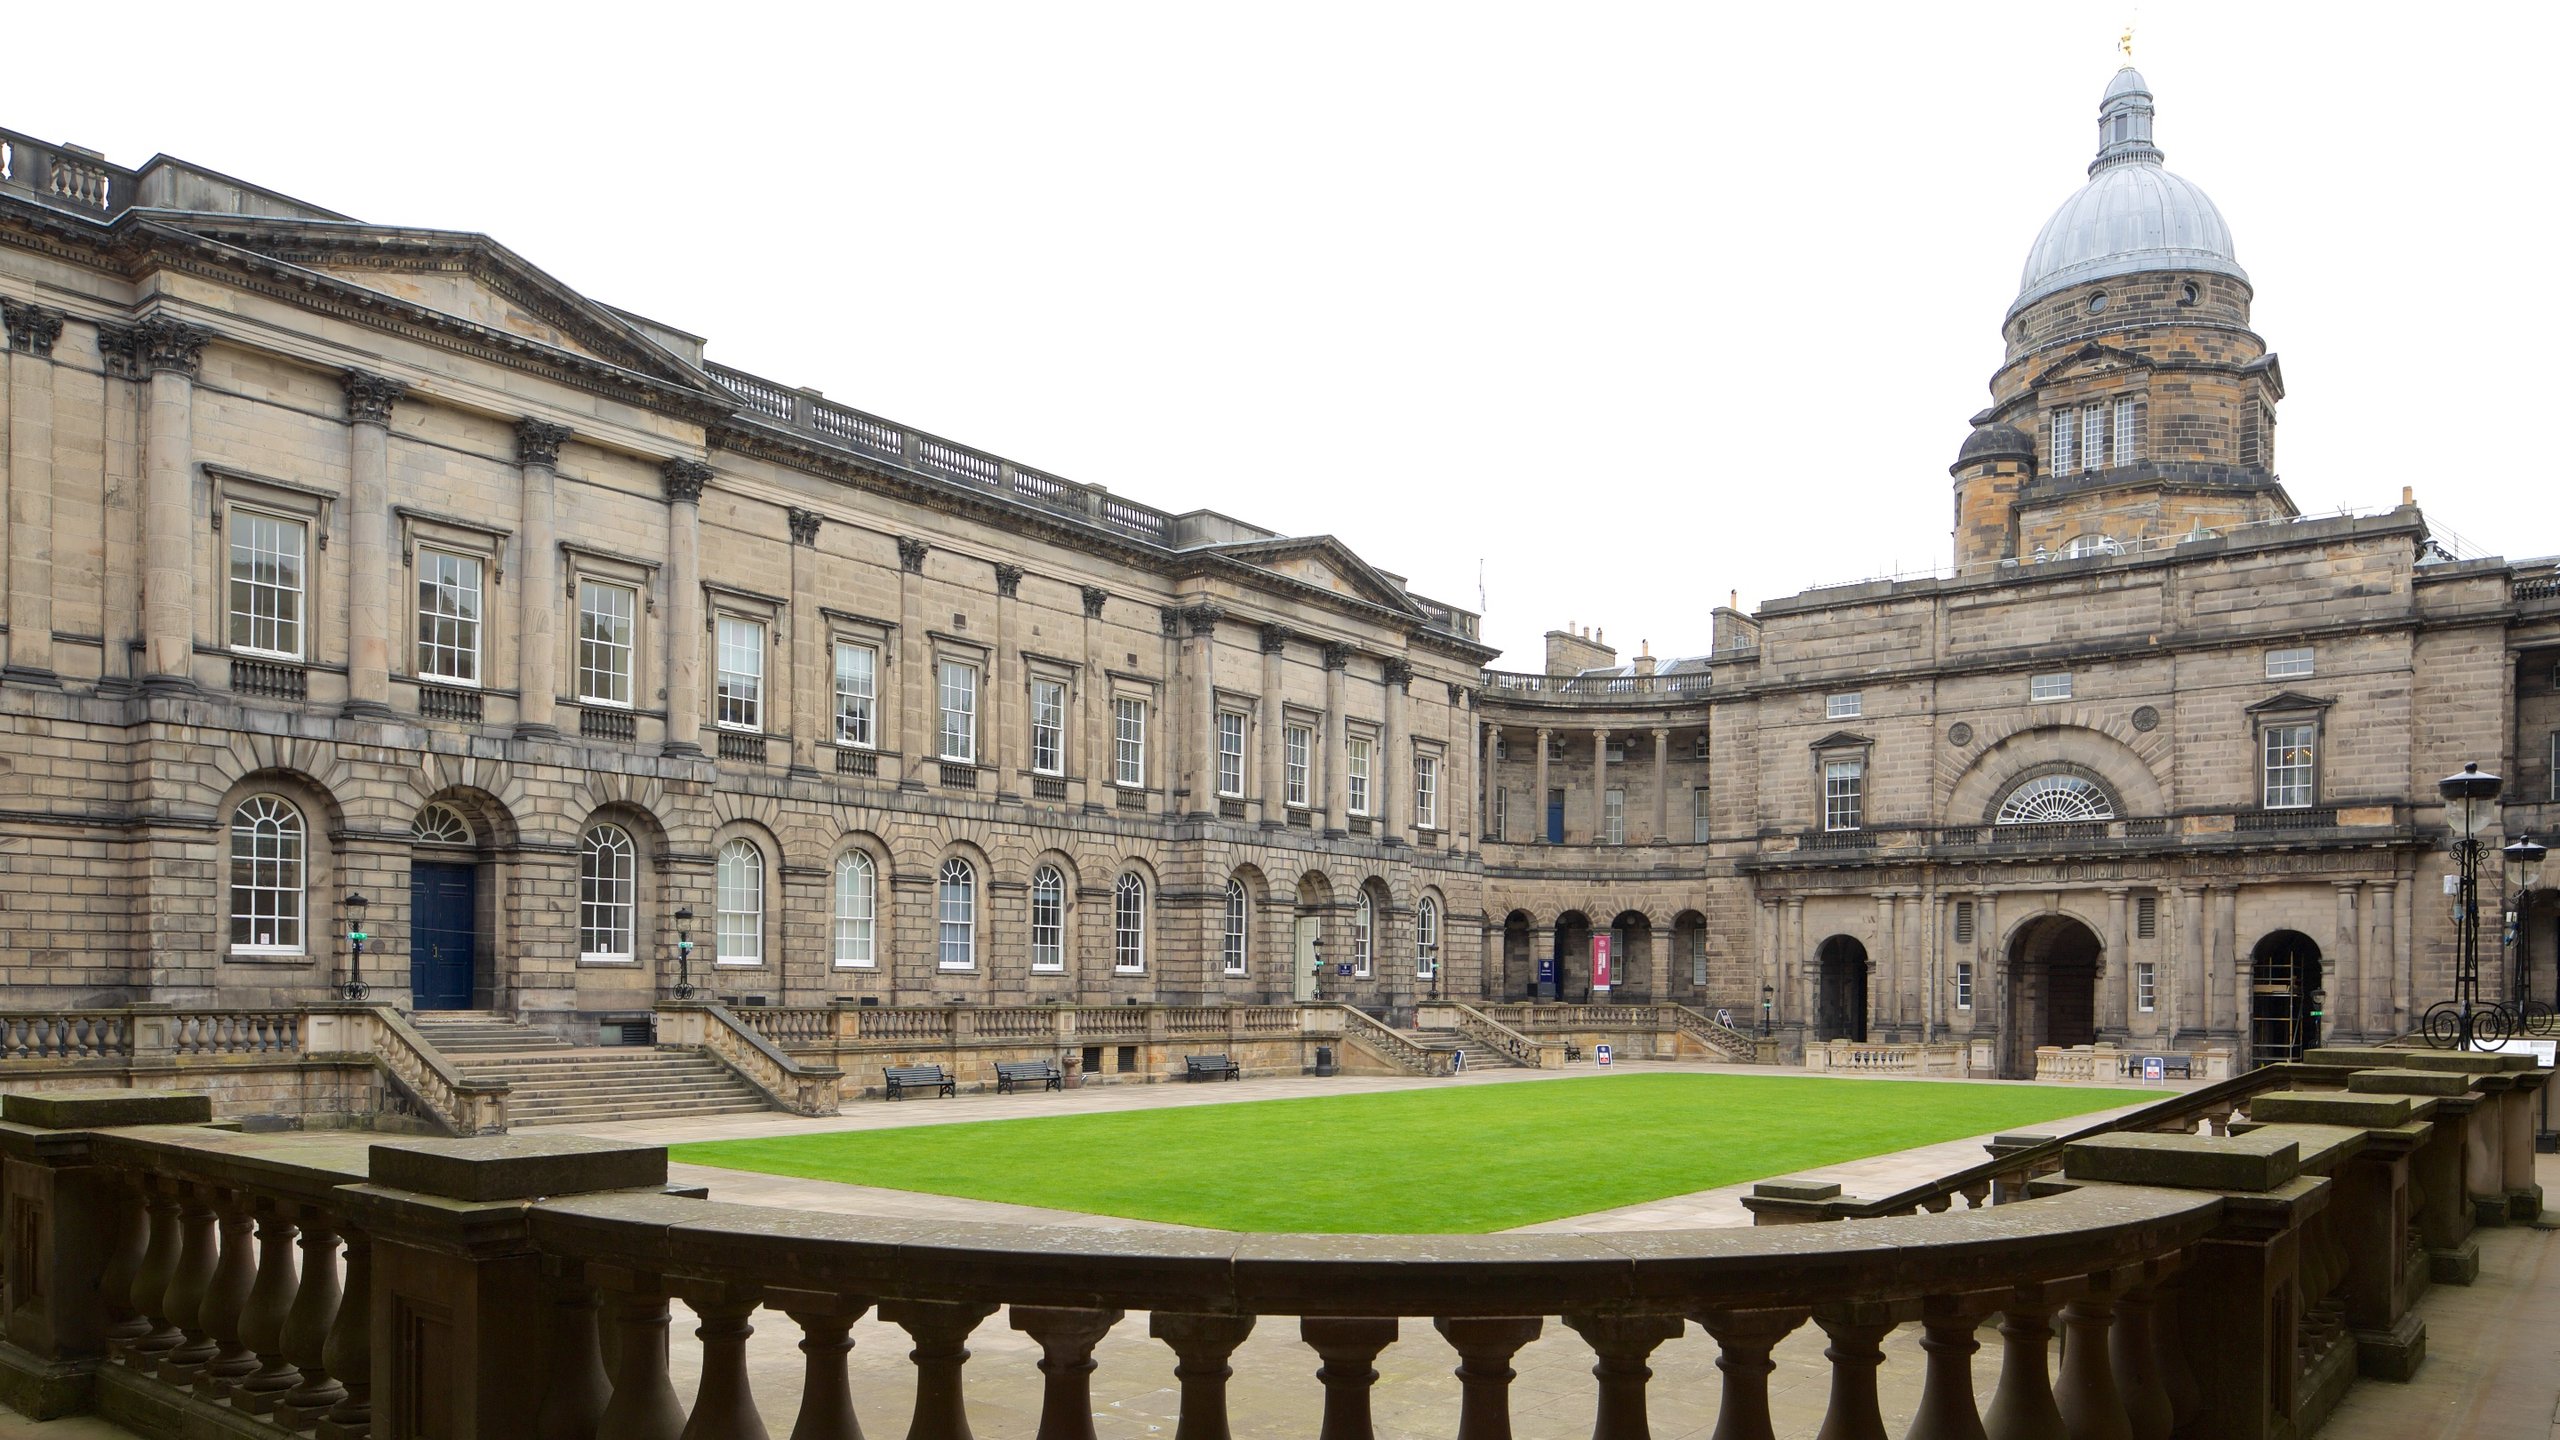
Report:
671,1074,2141,1233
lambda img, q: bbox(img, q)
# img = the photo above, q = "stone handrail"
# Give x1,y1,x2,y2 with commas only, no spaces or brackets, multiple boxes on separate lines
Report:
353,1005,508,1136
0,1009,310,1064
1328,1004,1447,1076
0,1011,136,1061
657,1003,842,1117
1661,1003,1758,1061
1414,1001,1559,1069
728,1006,835,1046
14,1056,2534,1440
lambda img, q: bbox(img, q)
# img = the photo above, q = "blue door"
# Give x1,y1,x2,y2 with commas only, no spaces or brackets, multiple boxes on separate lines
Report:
409,862,477,1010
1546,788,1565,843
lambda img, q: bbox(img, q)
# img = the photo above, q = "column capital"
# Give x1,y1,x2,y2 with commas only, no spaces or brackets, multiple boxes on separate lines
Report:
514,417,572,467
2,298,66,357
1535,724,1551,738
2332,879,2366,894
1258,623,1292,654
1381,658,1412,690
1080,584,1109,618
660,457,713,504
896,535,929,572
787,508,824,547
101,315,214,379
1321,642,1353,671
1448,681,1469,706
1653,726,1671,741
341,369,408,426
993,562,1024,597
1182,603,1226,637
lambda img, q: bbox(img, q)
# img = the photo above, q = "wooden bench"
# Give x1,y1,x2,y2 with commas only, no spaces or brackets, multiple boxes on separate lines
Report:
1182,1053,1242,1082
1563,1044,1584,1063
994,1059,1063,1094
883,1064,955,1100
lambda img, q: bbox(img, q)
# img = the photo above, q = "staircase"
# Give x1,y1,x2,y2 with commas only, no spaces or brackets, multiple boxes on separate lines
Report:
406,1012,774,1127
1399,1028,1529,1069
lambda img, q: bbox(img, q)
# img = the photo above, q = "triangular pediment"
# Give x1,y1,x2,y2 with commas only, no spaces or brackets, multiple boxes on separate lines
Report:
1196,535,1421,615
2245,690,2334,714
2029,341,2152,391
1811,730,1874,751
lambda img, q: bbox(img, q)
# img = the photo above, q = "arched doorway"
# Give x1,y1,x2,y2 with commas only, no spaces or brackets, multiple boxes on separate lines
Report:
407,799,490,1010
2250,931,2324,1065
2006,913,2101,1077
1611,911,1653,1001
1502,911,1535,1000
1292,872,1333,1002
1672,911,1709,1002
1554,911,1592,1001
1815,935,1869,1041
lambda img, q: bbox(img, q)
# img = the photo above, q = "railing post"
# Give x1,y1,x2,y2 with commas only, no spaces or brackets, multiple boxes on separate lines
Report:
1433,1315,1542,1440
1982,1285,2065,1440
1692,1308,1807,1440
1906,1296,1990,1440
236,1205,305,1411
161,1185,222,1376
2054,1280,2131,1440
1150,1311,1257,1440
1012,1304,1121,1440
2109,1271,2174,1440
201,1191,264,1390
673,1283,769,1440
881,1297,998,1440
596,1275,687,1440
1563,1311,1684,1440
533,1260,611,1440
280,1215,348,1426
774,1292,871,1440
316,1228,371,1439
1808,1303,1894,1440
1299,1316,1396,1440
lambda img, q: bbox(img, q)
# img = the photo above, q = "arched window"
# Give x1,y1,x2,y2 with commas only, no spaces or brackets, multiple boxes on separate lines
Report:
1030,865,1066,972
715,840,763,964
410,803,472,846
578,825,636,961
832,851,876,969
229,796,305,953
1415,896,1440,979
937,858,976,970
1221,878,1249,975
1114,873,1147,974
1996,774,2117,825
1353,889,1375,977
2062,533,2120,559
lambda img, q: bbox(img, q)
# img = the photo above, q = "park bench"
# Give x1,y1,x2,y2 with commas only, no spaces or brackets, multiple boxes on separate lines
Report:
1183,1053,1242,1082
883,1064,955,1100
995,1059,1063,1094
1563,1044,1584,1063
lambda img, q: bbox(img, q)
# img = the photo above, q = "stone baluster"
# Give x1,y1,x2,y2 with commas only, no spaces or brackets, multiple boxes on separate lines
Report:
1693,1308,1808,1440
1013,1304,1122,1440
1983,1290,2065,1440
1433,1316,1543,1440
1810,1303,1894,1440
534,1263,611,1440
1906,1297,1989,1440
236,1206,304,1409
1563,1311,1684,1440
882,1298,997,1440
598,1279,688,1440
279,1217,347,1424
1151,1312,1258,1440
201,1193,263,1388
162,1188,222,1374
319,1229,373,1437
2150,1283,2202,1435
778,1296,869,1440
2108,1282,2172,1440
677,1285,771,1440
1300,1316,1397,1440
2054,1286,2131,1440
101,1177,154,1347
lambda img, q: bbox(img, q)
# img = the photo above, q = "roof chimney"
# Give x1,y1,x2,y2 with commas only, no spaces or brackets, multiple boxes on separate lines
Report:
2401,486,2414,507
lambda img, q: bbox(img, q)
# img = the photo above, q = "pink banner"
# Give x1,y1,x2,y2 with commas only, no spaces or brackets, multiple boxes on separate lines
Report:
1591,933,1613,989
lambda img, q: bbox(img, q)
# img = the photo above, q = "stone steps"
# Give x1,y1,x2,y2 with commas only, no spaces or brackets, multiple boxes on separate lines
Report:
409,1014,777,1127
408,1012,579,1056
1401,1029,1530,1068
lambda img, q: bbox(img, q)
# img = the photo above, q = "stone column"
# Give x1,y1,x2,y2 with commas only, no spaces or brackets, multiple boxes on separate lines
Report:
1482,720,1500,841
993,563,1023,795
2393,876,2414,1036
1977,892,2000,1036
3,302,65,685
340,370,406,717
1532,727,1551,843
1081,586,1108,803
1758,896,1780,1020
1322,643,1350,835
1591,728,1610,843
897,537,930,783
1874,892,1897,1034
2103,887,2130,1036
658,460,711,754
513,420,570,737
1188,605,1224,818
1651,728,1671,843
1259,625,1289,824
789,510,826,772
2369,882,2398,1036
124,318,212,694
2174,885,2203,1037
2217,886,2242,1044
1786,897,1809,1028
1925,893,1946,1039
2331,882,2362,1040
1379,659,1410,839
1448,685,1471,856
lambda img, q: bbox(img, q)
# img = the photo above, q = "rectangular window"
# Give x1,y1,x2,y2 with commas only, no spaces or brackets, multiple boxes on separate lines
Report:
1218,711,1247,797
2051,408,2077,475
2136,962,2158,1013
2030,671,2073,702
228,513,308,659
1954,900,1975,944
2080,402,2109,471
576,581,636,707
2136,894,2158,938
2265,646,2315,680
1955,961,1974,1011
833,642,878,748
2114,397,2139,464
938,660,979,762
1689,930,1707,986
1826,691,1862,720
1031,680,1066,774
1694,732,1710,759
1347,735,1373,815
1113,697,1147,786
414,550,482,683
1692,786,1712,844
1491,785,1507,840
1284,725,1311,806
1823,759,1864,831
1494,735,1509,761
1413,753,1439,829
715,617,765,731
1603,787,1625,845
2263,722,2316,809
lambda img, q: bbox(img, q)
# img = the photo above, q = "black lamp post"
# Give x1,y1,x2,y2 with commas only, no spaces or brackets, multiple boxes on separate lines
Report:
340,891,371,1001
2426,762,2504,1050
1760,982,1774,1037
671,904,699,1001
1426,939,1442,1003
2502,834,2545,1014
1309,935,1326,999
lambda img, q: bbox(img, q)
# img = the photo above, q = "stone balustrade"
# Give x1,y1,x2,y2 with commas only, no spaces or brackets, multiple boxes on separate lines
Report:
1,1048,2544,1440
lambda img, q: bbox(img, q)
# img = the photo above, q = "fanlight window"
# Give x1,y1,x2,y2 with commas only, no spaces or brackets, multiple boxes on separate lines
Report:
410,804,472,846
1996,775,2116,825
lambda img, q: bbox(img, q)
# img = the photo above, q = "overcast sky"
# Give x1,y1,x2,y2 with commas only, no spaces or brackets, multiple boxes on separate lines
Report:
15,2,2553,666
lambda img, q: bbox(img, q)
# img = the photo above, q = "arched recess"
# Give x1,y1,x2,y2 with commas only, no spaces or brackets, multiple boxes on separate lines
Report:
1553,910,1594,1000
1945,724,2167,825
405,785,520,1012
215,769,348,990
1671,909,1710,1001
574,802,670,980
1290,871,1335,1002
1226,863,1272,993
1814,934,1869,1042
2248,930,2324,1064
1608,910,1654,1001
2004,912,2103,1077
1502,911,1536,1001
830,832,896,976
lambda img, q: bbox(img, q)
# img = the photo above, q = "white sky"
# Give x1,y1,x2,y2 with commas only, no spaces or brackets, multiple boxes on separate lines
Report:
15,2,2554,667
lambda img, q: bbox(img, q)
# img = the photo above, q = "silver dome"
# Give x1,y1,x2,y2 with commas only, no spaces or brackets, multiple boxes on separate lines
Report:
2013,68,2245,314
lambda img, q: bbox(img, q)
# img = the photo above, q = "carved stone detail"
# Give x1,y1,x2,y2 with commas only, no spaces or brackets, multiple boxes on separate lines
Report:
100,316,214,379
787,508,823,547
341,370,408,427
1183,603,1226,637
2,299,65,358
1259,624,1292,655
1081,586,1109,618
1382,659,1414,691
897,536,929,573
1322,643,1354,672
994,564,1025,598
515,418,572,468
1448,681,1468,705
661,458,713,504
1160,607,1183,637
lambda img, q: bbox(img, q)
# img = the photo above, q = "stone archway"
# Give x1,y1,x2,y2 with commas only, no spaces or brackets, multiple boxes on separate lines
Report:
1554,911,1593,1001
2249,930,2324,1065
2006,913,2101,1077
1610,911,1654,1002
1815,934,1869,1041
1502,911,1535,1000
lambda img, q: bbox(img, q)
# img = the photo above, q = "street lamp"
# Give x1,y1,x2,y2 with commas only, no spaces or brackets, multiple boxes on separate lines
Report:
340,891,372,1001
671,904,699,1001
1760,982,1774,1037
2426,762,2503,1050
2503,834,2546,1012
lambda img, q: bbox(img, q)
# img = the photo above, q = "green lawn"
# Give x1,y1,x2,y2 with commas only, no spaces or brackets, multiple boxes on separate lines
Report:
671,1074,2142,1233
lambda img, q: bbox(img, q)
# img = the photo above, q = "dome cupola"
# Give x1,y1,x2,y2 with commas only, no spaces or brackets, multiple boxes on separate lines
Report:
2012,67,2245,316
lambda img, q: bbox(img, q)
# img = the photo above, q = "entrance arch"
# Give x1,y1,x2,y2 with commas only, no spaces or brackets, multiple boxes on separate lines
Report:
1554,911,1593,1000
407,797,503,1011
1610,911,1653,1001
2250,931,2324,1064
2005,913,2101,1077
1501,911,1534,1000
1815,935,1869,1041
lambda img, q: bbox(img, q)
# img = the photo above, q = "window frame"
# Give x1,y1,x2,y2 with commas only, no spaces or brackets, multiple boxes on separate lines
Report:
832,849,877,970
1603,785,1626,845
937,857,977,970
714,838,765,966
577,824,638,963
575,578,640,709
1352,890,1375,977
1031,865,1067,972
2265,646,2315,680
1284,723,1312,808
1414,896,1439,979
2260,719,2319,810
1347,733,1374,816
1413,751,1439,830
227,794,307,957
2029,671,2073,702
227,509,312,662
938,658,981,764
411,546,486,686
2136,961,2158,1013
2051,407,2077,476
1030,678,1068,776
1955,960,1974,1011
1113,872,1148,975
833,640,880,749
1217,709,1248,798
1825,692,1861,720
1822,757,1865,832
1113,695,1149,788
1692,785,1712,844
1221,877,1249,976
714,615,767,733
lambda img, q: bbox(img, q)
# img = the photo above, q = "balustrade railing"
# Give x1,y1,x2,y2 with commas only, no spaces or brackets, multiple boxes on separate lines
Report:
657,1003,843,1116
1663,1002,1760,1061
1480,668,1712,700
1415,1001,1556,1068
0,1011,133,1061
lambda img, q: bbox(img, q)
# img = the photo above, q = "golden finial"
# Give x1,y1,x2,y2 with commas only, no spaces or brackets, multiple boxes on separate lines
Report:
2119,24,2135,61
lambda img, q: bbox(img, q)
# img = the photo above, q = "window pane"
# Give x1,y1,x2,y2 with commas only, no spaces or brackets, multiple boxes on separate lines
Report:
1353,893,1373,976
1415,897,1438,977
229,514,307,659
834,643,877,747
1348,737,1372,815
1824,760,1864,831
577,582,635,706
1285,726,1310,807
716,840,763,963
1222,878,1248,974
1031,681,1066,774
939,662,978,762
2051,409,2076,475
1604,786,1625,844
414,551,482,683
2263,724,2316,809
228,796,304,951
1114,874,1146,972
1114,698,1147,786
1032,866,1065,971
833,851,876,968
579,825,636,959
716,619,764,730
1414,755,1438,828
938,859,976,968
